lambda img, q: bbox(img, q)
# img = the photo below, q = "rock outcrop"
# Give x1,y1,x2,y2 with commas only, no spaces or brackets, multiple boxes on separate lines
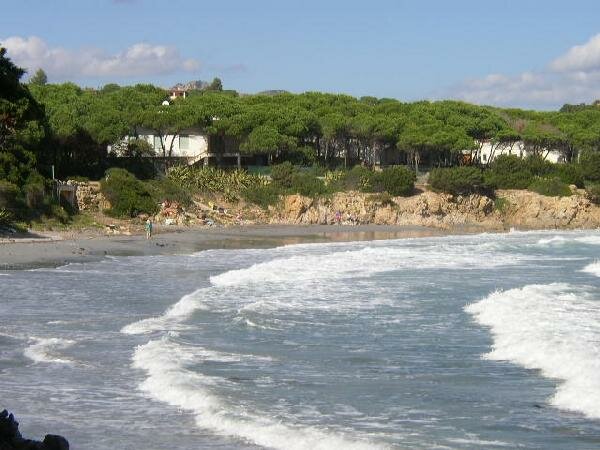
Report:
67,181,109,211
271,190,600,231
0,410,69,450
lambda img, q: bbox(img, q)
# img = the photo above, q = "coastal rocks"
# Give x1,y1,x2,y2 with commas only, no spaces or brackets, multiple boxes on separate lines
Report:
280,195,313,223
272,189,600,231
498,190,600,229
0,410,69,450
67,181,109,211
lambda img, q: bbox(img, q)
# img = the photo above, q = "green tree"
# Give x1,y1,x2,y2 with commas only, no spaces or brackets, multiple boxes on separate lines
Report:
29,68,48,86
208,77,223,91
0,47,47,187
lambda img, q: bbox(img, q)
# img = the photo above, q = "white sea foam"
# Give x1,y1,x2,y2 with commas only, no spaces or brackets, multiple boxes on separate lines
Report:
466,283,600,419
536,234,600,247
24,337,76,364
133,337,383,450
210,244,522,287
582,261,600,278
536,236,568,245
121,289,208,334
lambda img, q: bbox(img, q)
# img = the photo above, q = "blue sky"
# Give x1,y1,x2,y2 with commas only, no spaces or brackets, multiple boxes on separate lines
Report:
3,0,600,109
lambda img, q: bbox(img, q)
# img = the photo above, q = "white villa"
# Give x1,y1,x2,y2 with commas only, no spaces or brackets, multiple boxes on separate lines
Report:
110,127,243,167
470,141,565,164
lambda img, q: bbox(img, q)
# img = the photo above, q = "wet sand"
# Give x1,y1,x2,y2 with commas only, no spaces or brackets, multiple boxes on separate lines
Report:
0,224,456,270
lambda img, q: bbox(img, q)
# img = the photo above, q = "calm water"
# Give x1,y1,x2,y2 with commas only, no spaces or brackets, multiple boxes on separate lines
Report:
1,230,600,449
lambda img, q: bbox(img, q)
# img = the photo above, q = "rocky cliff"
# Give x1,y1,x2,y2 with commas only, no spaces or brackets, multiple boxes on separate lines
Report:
271,189,600,231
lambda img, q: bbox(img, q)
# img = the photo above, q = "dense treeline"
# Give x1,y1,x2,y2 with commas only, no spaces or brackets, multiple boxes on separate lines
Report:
22,75,600,181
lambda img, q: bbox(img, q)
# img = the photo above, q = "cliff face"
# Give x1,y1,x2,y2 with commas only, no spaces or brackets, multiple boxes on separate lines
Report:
271,190,600,231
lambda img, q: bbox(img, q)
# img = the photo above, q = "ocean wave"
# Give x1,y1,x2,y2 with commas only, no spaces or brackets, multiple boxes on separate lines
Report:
210,244,523,288
582,261,600,278
132,337,383,450
24,337,76,364
121,289,208,335
536,234,600,247
466,283,600,419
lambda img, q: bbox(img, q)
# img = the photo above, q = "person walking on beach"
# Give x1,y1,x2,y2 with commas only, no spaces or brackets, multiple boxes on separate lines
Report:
145,218,153,240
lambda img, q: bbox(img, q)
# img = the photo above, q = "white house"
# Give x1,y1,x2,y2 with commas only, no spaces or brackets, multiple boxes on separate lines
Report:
470,141,565,165
109,127,243,167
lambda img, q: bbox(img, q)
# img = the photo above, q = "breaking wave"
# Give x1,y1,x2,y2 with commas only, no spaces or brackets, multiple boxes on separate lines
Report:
582,261,600,278
466,283,600,419
132,337,382,450
24,337,76,364
210,243,522,287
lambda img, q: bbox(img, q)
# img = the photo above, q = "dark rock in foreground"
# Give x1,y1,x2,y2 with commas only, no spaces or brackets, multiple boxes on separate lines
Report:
0,410,68,450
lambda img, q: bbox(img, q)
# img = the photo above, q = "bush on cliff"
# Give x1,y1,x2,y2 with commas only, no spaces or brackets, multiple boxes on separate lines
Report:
289,171,328,197
528,177,572,197
580,151,600,183
484,155,533,189
370,166,416,196
146,178,192,206
242,184,280,209
0,180,20,211
100,168,157,218
429,166,485,195
335,166,374,191
585,183,600,204
554,163,584,188
270,162,297,189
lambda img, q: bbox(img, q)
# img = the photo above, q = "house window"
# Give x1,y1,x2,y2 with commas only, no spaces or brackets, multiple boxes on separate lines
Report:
483,154,487,161
153,136,162,151
179,135,190,150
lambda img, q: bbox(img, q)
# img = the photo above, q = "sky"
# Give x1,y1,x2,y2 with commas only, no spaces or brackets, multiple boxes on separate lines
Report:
2,0,600,110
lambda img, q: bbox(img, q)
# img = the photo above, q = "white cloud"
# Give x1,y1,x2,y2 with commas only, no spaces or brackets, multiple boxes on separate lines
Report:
1,36,200,79
447,33,600,109
551,34,600,72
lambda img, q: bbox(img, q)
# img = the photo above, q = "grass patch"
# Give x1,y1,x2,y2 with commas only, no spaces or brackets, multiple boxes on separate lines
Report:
494,197,509,213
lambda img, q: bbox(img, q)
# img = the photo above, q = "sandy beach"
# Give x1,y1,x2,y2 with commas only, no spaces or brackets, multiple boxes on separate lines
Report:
0,224,454,269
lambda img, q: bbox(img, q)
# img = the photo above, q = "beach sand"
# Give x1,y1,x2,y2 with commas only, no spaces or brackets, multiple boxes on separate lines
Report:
0,224,455,269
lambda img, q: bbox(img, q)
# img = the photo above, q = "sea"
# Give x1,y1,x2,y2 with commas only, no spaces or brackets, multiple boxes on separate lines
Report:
1,229,600,449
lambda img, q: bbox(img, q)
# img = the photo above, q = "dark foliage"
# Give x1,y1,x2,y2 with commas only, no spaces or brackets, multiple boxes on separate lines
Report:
429,166,485,195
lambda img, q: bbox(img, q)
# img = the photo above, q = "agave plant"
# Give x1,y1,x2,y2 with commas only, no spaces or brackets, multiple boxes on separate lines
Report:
167,167,270,194
0,208,14,227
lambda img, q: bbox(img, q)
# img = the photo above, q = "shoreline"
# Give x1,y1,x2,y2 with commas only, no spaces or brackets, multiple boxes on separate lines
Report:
0,224,459,270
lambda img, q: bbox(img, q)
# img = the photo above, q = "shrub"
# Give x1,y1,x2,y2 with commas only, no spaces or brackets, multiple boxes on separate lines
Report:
100,168,157,218
585,183,600,204
146,178,192,206
0,180,20,210
523,155,555,177
270,162,297,189
369,192,395,206
485,155,533,189
167,166,266,193
553,164,584,188
580,151,600,182
371,166,416,196
528,177,572,197
494,197,509,213
282,146,318,166
429,166,485,195
242,184,280,209
0,208,14,227
23,172,46,209
335,166,374,192
290,172,328,197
